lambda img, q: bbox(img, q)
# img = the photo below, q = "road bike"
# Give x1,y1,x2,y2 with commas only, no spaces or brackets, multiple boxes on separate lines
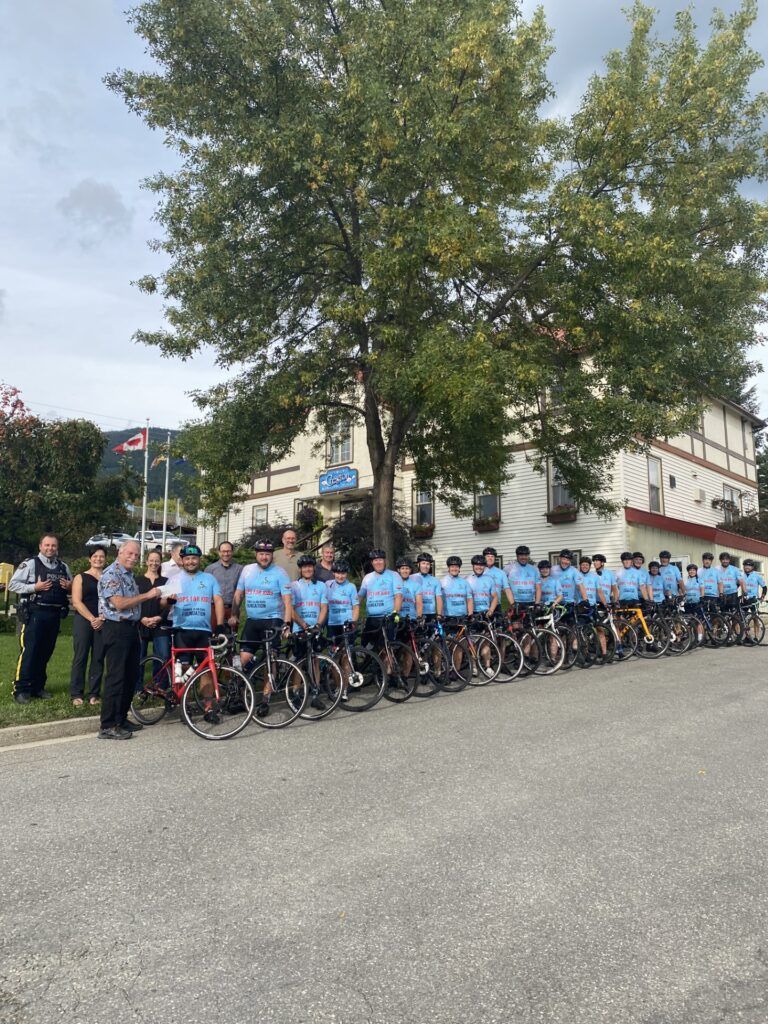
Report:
326,623,387,711
240,628,310,728
289,627,344,720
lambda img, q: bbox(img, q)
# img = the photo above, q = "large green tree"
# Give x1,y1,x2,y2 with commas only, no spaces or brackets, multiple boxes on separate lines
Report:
0,385,140,561
110,0,767,556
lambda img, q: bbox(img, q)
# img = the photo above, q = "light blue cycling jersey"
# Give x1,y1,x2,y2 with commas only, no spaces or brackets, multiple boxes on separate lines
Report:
595,568,617,600
575,570,600,606
467,571,496,613
717,564,743,595
551,564,579,604
173,571,221,632
659,563,682,596
441,574,472,616
648,574,665,603
540,576,563,604
684,574,703,603
290,578,328,631
237,563,291,620
698,566,720,598
634,566,651,590
359,569,403,617
326,579,359,626
505,561,541,603
616,566,644,601
742,571,765,600
484,565,508,602
400,577,421,619
412,572,442,615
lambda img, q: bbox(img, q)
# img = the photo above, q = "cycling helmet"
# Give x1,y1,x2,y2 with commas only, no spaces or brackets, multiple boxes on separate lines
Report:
659,550,672,559
687,563,698,572
632,551,644,561
482,546,498,557
579,555,592,565
719,551,731,560
537,559,551,570
180,544,202,557
470,554,485,566
368,549,386,560
515,545,530,556
395,557,411,569
416,552,432,563
592,554,606,563
446,555,462,567
297,554,316,567
648,560,660,570
331,560,350,573
254,540,275,553
559,549,572,559
743,558,755,568
620,551,633,561
702,552,714,560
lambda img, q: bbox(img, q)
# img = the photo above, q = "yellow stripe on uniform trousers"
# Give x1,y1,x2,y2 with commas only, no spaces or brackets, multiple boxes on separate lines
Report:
14,623,26,693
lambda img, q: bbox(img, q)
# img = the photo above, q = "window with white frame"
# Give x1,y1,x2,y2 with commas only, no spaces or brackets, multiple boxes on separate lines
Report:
549,465,575,510
647,456,663,514
722,484,741,524
327,422,352,466
251,504,268,528
474,488,500,521
412,484,434,526
216,513,229,546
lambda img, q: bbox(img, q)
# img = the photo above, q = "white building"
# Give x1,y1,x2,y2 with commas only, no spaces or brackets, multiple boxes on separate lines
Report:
198,396,768,572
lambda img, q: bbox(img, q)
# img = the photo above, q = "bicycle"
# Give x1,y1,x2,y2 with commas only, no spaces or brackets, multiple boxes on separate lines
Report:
132,630,255,740
502,607,565,675
327,623,387,711
240,628,310,728
397,617,447,698
613,603,669,658
290,627,344,720
364,616,417,702
445,615,503,685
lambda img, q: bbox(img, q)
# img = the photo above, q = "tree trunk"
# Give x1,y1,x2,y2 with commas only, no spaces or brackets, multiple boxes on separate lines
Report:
371,454,397,562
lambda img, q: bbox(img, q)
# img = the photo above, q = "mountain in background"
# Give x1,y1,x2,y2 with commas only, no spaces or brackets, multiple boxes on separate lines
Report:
101,428,196,502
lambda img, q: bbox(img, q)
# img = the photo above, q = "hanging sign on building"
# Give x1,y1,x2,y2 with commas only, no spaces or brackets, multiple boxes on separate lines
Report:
319,466,359,494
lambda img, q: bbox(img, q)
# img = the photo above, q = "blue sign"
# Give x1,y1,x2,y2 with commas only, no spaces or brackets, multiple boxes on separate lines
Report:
319,466,359,494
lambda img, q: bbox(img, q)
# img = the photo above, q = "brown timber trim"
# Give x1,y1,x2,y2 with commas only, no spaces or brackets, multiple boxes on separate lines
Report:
625,506,768,557
249,484,301,499
651,440,756,488
253,465,301,480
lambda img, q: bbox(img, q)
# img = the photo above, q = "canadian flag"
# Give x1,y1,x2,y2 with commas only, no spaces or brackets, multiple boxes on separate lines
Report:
112,428,148,454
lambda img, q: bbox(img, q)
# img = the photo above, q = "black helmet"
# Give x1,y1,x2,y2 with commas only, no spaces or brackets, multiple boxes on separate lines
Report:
559,549,572,559
395,557,411,569
687,563,698,572
482,546,497,557
416,552,432,564
331,560,350,573
297,554,316,568
254,540,275,553
446,555,462,567
180,544,202,558
620,551,633,561
592,553,606,563
702,551,714,560
579,555,592,565
470,554,485,566
537,559,551,570
515,545,530,556
368,549,386,560
632,551,644,561
743,558,755,568
719,551,731,560
659,550,672,559
648,560,660,570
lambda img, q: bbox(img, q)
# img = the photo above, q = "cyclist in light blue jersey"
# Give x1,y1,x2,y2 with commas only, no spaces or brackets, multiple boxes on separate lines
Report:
592,554,618,604
697,553,722,599
658,551,684,598
441,556,474,621
575,556,603,607
172,545,225,665
684,564,706,644
552,549,580,613
538,560,563,606
632,553,652,595
467,555,499,618
396,558,423,622
505,545,541,608
647,561,665,605
291,555,330,710
325,560,360,635
741,559,767,602
482,547,514,611
616,552,648,605
359,549,403,647
412,553,443,619
717,552,743,609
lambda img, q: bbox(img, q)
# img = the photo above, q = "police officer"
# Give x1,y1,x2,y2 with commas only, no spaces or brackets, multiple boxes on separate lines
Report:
9,534,72,704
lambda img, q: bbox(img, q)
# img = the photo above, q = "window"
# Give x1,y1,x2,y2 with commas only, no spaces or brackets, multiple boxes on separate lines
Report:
327,422,352,466
549,464,575,510
647,457,663,513
216,513,229,547
722,484,741,525
474,489,500,521
412,484,434,526
294,498,317,520
251,504,268,528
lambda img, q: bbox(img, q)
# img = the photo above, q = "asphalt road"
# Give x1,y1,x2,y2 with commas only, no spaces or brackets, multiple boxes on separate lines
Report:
2,647,768,1024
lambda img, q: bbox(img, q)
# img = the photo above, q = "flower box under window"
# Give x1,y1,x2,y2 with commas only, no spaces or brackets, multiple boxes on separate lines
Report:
473,515,500,533
545,505,577,524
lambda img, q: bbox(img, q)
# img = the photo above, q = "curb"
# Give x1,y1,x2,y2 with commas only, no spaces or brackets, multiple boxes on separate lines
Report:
0,715,101,748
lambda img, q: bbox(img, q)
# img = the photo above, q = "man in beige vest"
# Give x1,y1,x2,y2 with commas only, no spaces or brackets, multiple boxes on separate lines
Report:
272,527,300,581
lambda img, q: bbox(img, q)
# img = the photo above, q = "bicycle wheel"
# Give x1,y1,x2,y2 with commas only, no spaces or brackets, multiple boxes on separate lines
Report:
495,632,524,682
706,614,730,646
556,625,579,670
181,665,255,740
300,654,343,720
440,637,473,692
467,632,502,684
666,616,691,656
411,640,445,698
613,620,638,661
251,657,309,728
635,616,669,658
333,645,387,711
598,625,616,664
131,656,173,724
576,625,600,667
532,628,565,674
744,613,765,645
382,641,417,702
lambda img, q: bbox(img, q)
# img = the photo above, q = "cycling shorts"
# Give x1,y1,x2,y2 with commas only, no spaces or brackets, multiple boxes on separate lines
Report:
241,617,283,654
175,630,212,665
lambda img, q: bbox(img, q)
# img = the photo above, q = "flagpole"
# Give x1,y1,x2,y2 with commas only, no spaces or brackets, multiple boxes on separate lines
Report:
161,430,171,553
140,419,150,560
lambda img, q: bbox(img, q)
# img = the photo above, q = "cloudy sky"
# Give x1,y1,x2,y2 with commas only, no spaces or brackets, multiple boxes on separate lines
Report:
1,0,766,434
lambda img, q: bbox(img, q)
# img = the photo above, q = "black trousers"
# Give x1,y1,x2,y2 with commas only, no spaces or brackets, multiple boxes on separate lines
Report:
101,620,141,729
70,614,105,699
14,607,62,696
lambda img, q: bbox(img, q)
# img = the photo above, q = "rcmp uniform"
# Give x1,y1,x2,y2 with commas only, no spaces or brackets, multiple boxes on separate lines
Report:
10,552,71,700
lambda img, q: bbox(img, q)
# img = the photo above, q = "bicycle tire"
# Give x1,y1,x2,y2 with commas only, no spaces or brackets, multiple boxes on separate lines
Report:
635,616,669,658
495,632,524,681
382,641,417,702
440,636,473,692
300,654,344,720
250,657,309,728
666,615,691,656
411,639,445,698
332,645,387,711
181,665,255,740
556,624,579,670
576,625,600,667
466,632,502,685
131,656,173,724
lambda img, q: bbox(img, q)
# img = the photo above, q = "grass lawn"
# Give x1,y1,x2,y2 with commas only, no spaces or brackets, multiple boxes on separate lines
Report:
0,618,101,728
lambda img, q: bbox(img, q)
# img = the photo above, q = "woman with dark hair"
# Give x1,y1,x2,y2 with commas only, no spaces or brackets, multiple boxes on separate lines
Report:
70,546,107,706
136,549,169,690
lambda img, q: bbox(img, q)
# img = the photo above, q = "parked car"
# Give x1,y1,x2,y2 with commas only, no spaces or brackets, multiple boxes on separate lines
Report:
85,533,112,549
110,532,135,548
134,531,170,546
